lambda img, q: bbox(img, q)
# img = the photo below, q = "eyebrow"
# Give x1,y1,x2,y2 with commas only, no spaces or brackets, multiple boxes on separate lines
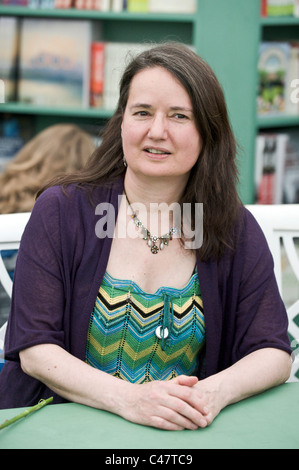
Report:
129,103,152,110
129,103,194,113
169,106,194,114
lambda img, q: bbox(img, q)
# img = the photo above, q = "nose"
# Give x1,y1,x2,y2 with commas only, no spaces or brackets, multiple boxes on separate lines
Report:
147,114,168,140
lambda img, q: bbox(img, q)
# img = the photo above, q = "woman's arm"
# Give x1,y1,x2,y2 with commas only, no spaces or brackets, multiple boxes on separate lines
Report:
19,343,210,431
19,345,291,430
193,347,292,425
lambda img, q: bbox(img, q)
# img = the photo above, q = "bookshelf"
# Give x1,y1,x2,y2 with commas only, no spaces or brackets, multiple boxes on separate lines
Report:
1,0,298,204
0,5,197,143
0,5,195,21
258,14,299,129
256,5,299,205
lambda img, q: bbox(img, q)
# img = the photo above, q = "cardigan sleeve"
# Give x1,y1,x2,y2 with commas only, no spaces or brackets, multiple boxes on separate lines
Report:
231,209,292,361
4,187,68,361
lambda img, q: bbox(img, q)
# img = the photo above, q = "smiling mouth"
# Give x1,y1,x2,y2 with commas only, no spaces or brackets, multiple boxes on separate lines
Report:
145,148,171,156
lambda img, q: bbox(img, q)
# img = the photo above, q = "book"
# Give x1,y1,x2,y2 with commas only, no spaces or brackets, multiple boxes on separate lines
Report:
149,0,196,13
111,0,124,10
54,0,73,8
0,80,4,104
0,17,19,103
261,0,268,16
97,0,111,10
282,130,299,203
1,0,29,4
286,43,299,114
103,42,151,110
74,0,110,9
89,42,105,107
18,19,100,108
255,132,289,204
265,0,294,16
39,0,55,7
127,0,148,12
257,42,291,115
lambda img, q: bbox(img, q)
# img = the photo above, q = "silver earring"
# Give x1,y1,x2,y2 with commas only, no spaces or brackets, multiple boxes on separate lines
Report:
123,155,127,167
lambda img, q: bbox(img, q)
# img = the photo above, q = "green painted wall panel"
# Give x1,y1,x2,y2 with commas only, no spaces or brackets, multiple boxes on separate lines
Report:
194,0,261,203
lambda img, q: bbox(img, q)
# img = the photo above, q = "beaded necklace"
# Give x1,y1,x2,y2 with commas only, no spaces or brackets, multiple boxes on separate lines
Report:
124,191,180,254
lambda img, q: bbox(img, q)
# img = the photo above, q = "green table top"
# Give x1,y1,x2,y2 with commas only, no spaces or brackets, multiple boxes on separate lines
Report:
0,382,299,449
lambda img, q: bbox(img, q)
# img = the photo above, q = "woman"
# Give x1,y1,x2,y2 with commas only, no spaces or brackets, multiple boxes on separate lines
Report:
0,43,292,431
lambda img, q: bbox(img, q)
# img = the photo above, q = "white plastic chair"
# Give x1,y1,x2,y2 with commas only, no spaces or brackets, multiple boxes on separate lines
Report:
246,204,299,382
0,212,31,351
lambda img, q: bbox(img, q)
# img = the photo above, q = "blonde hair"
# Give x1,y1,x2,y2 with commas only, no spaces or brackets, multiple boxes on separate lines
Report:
0,123,96,214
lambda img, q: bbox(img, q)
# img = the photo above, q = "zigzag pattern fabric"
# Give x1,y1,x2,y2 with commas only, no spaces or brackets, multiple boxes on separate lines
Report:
85,271,205,382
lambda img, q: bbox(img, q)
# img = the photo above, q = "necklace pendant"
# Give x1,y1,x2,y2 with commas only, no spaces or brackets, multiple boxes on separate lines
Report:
155,325,169,339
151,244,159,254
124,190,179,255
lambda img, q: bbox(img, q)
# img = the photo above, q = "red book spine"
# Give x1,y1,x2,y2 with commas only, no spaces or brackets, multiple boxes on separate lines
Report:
90,42,105,107
261,0,267,16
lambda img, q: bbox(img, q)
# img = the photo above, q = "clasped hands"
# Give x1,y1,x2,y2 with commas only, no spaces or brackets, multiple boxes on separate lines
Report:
118,374,223,431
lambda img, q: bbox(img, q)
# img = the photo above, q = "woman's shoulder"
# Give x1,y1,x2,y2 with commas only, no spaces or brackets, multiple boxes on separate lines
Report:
239,205,267,240
32,179,123,225
234,204,272,263
36,184,88,207
35,182,116,210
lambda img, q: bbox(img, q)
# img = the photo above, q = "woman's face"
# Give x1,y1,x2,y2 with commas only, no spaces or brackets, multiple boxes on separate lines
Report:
121,66,202,181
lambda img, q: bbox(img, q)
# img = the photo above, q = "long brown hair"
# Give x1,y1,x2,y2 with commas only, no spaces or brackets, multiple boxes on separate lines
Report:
38,43,242,261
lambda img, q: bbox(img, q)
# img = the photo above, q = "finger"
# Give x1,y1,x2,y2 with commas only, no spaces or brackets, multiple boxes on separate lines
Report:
175,397,209,428
171,375,198,387
167,382,209,416
151,406,200,431
150,414,195,431
160,394,209,429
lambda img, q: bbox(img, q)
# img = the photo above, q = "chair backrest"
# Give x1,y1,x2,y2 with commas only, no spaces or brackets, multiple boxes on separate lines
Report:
246,204,299,382
0,212,31,350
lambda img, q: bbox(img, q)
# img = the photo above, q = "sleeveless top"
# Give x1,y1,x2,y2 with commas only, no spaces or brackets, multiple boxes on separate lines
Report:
85,271,205,382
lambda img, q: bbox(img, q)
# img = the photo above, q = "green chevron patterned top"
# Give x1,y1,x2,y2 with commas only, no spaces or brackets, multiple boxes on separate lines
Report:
85,271,205,382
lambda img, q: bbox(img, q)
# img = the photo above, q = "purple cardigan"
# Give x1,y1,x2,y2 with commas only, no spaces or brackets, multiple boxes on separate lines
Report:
0,179,292,408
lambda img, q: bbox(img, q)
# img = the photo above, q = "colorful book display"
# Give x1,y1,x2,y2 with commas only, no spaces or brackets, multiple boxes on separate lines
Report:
0,0,196,12
255,130,299,204
257,42,299,116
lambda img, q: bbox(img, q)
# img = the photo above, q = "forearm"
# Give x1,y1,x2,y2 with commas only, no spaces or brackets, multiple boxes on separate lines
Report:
19,343,128,413
199,348,292,412
221,348,291,406
19,344,210,430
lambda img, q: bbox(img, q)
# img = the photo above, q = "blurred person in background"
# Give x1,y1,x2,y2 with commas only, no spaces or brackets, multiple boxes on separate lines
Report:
0,123,96,214
0,123,96,327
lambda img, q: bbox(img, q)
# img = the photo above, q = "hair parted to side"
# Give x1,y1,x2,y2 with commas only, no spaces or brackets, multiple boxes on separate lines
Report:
37,42,242,261
0,123,95,214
